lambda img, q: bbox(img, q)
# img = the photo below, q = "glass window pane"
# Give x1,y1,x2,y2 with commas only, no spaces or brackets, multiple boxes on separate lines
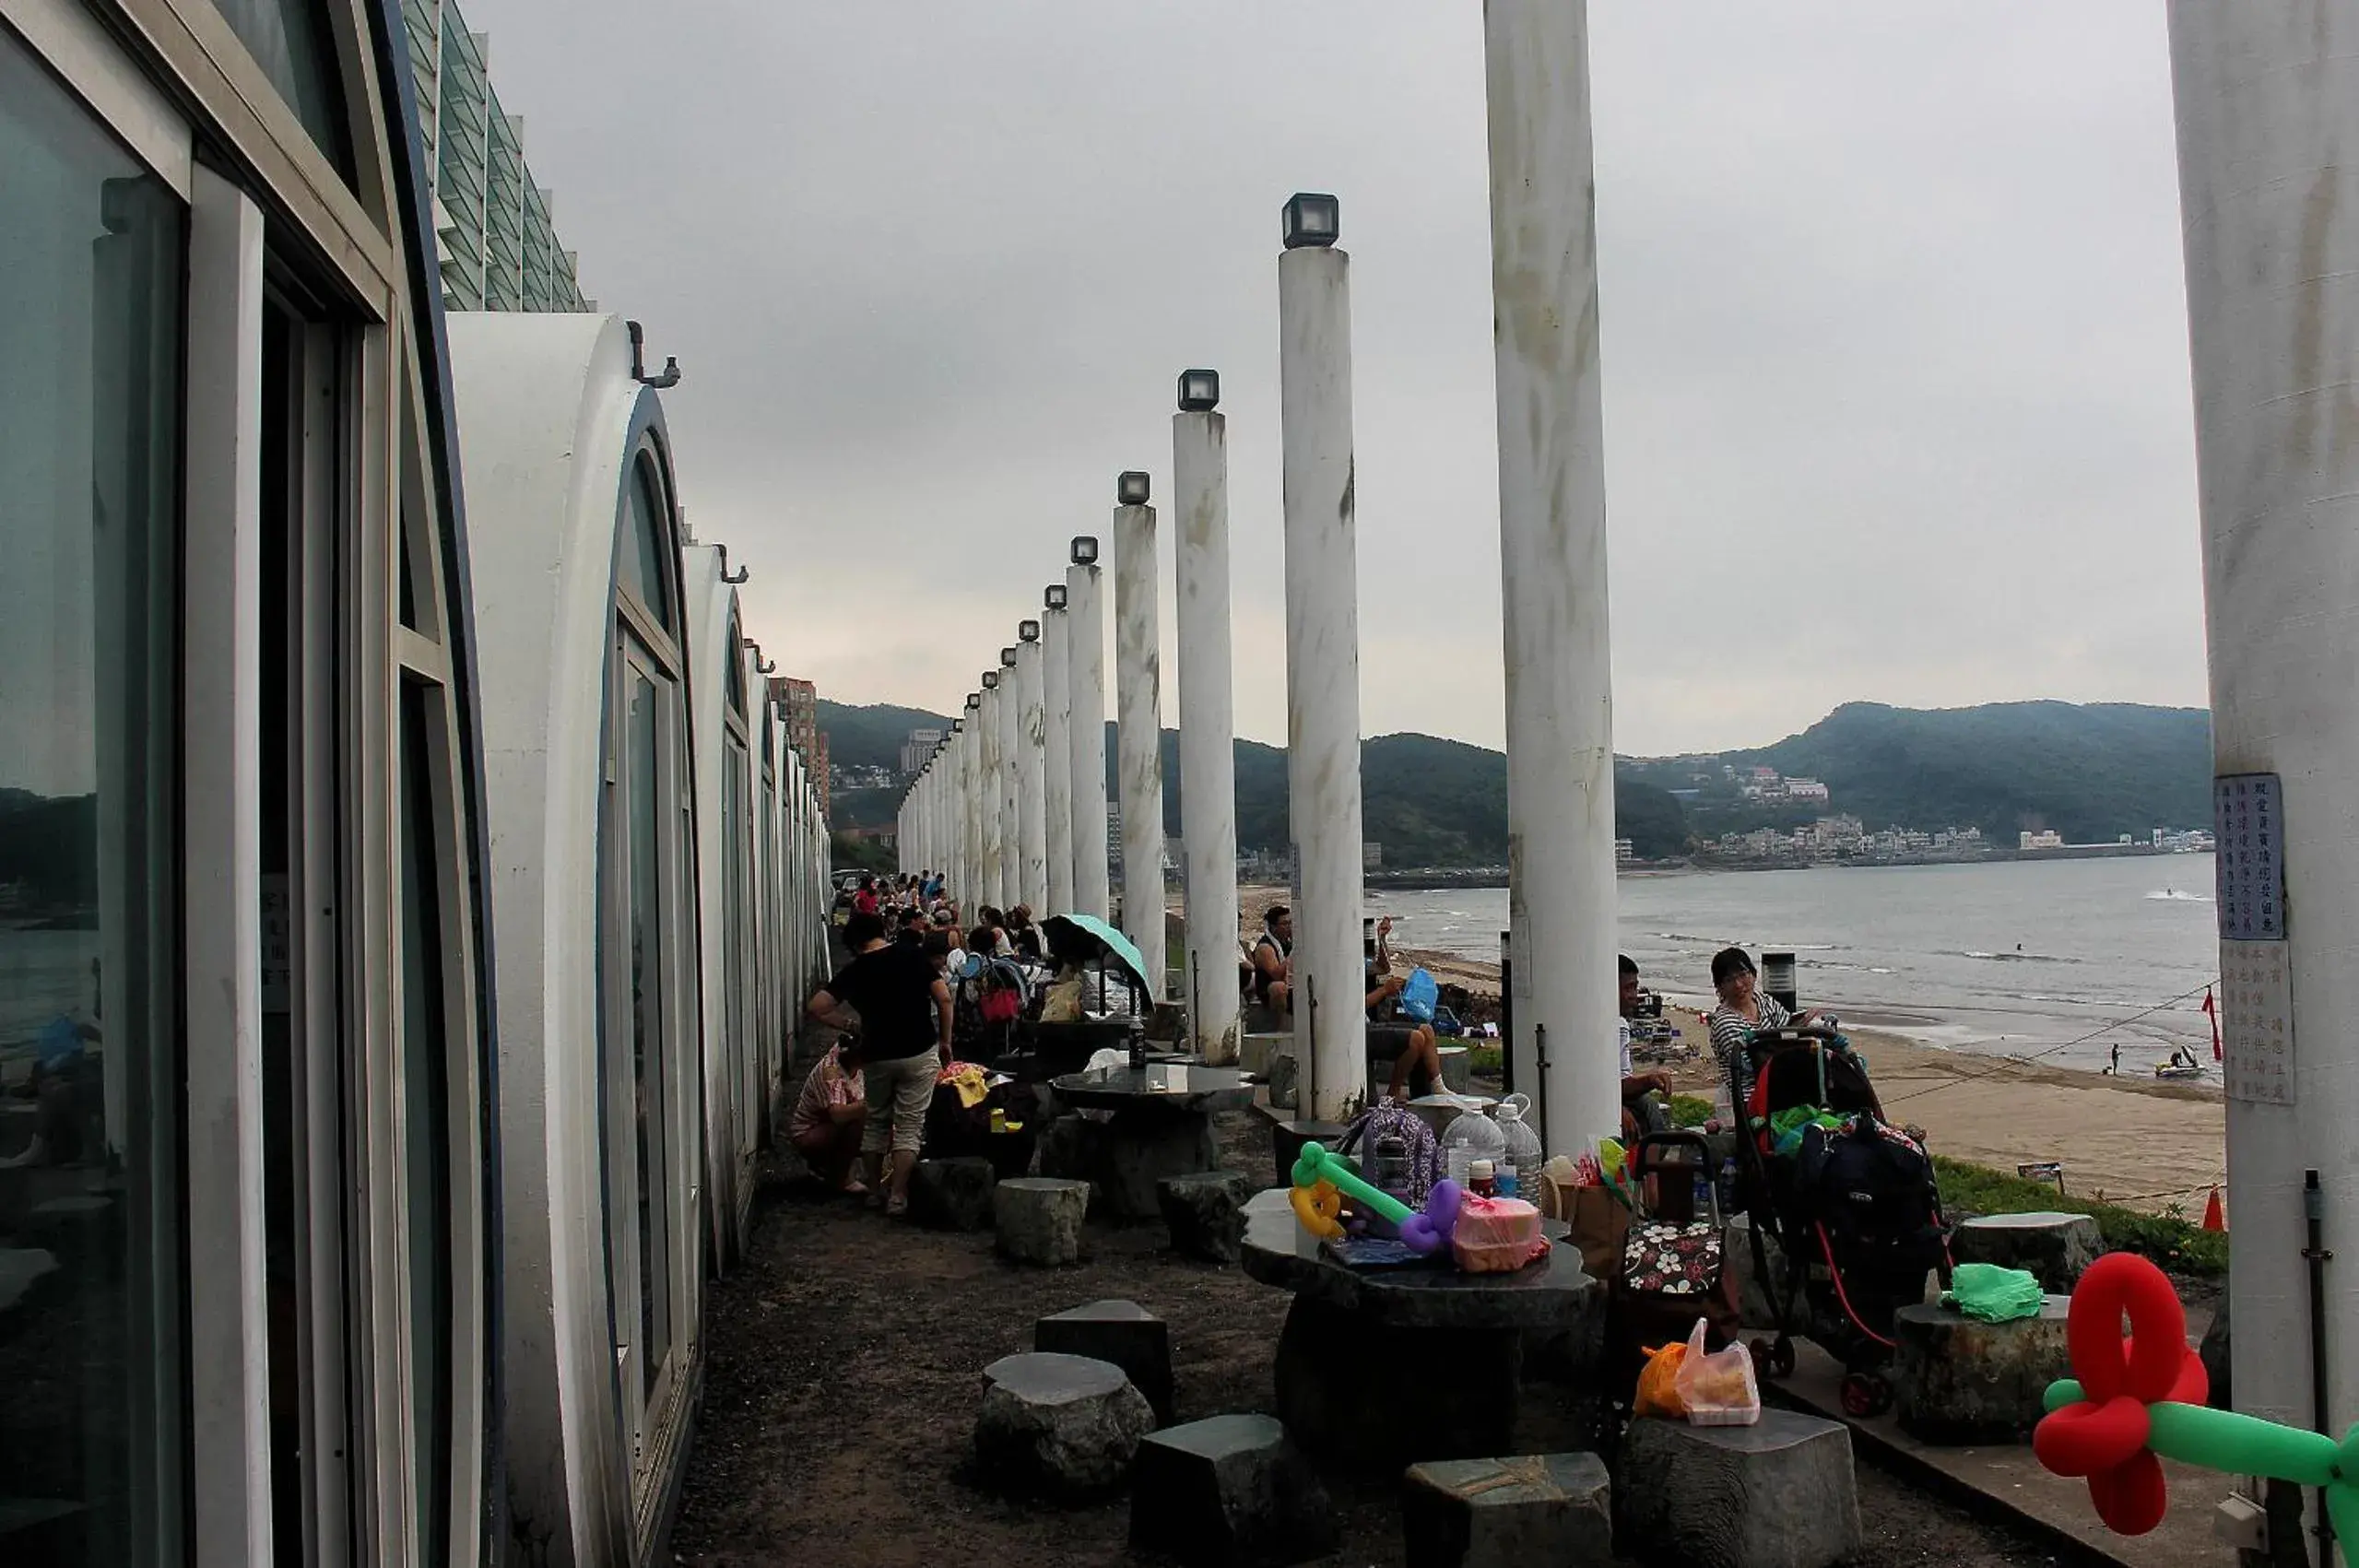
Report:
615,456,671,634
0,30,184,1564
205,0,352,176
397,681,453,1562
626,669,669,1392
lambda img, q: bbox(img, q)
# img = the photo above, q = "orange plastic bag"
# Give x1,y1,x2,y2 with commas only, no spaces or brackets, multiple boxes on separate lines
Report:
1632,1336,1690,1420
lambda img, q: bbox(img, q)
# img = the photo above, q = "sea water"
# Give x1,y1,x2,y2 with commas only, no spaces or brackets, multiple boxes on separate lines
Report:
1374,854,2219,1075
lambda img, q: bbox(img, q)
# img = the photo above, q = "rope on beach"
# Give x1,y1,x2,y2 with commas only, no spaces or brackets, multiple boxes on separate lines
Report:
1879,978,2221,1110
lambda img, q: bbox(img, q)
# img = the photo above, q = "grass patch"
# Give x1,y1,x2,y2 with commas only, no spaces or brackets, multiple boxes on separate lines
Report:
1462,1043,1502,1078
1932,1155,2227,1277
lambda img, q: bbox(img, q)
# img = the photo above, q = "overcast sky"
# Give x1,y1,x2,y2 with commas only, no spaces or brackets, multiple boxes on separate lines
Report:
466,0,2206,756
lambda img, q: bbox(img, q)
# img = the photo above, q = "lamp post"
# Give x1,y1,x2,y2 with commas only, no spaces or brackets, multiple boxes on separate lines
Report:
1067,535,1112,922
997,646,1022,913
1043,584,1075,914
978,672,1005,909
1174,369,1240,1064
1114,472,1168,996
1277,192,1366,1119
1016,619,1049,912
2169,0,2359,1456
1485,3,1620,1156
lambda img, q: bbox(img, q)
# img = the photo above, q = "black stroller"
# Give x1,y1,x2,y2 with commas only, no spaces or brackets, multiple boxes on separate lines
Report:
1729,1025,1952,1416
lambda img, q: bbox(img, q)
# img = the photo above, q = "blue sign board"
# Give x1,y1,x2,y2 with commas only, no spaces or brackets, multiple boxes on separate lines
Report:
2213,773,2284,940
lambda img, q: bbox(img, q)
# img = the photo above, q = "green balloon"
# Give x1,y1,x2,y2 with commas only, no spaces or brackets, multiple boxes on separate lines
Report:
2145,1404,2340,1487
1293,1144,1412,1224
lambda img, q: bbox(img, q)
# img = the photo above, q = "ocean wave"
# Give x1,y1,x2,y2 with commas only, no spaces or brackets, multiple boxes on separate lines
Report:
1959,949,2081,964
2145,890,2213,902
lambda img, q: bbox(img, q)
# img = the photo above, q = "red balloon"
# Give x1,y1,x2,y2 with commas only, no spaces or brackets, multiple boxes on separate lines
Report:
2035,1397,2152,1478
2088,1451,2169,1536
2068,1254,2189,1404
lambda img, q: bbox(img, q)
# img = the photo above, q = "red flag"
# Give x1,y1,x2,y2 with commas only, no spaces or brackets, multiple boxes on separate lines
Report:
2202,986,2221,1061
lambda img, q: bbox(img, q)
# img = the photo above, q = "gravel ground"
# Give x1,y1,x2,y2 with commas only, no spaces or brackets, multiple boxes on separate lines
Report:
670,1107,2071,1568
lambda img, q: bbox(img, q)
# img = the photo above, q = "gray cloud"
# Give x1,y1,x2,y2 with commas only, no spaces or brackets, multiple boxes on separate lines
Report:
469,0,2206,755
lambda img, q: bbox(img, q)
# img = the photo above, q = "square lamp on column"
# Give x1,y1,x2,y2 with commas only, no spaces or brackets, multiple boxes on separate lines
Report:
1019,619,1041,643
966,693,981,711
983,671,999,690
1071,536,1099,565
1177,368,1221,412
951,718,963,732
1000,646,1018,668
1117,470,1150,507
1044,584,1068,610
1282,192,1339,249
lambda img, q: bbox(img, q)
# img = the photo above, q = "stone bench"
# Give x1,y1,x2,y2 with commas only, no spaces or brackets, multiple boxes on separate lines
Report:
1616,1411,1859,1568
974,1351,1153,1499
996,1177,1091,1267
1948,1211,2102,1291
908,1156,996,1232
1036,1299,1173,1425
1160,1170,1252,1265
1130,1413,1336,1567
1893,1295,2071,1444
1402,1453,1612,1568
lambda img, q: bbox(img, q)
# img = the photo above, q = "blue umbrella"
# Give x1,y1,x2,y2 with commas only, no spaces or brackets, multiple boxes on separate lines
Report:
1042,912,1152,993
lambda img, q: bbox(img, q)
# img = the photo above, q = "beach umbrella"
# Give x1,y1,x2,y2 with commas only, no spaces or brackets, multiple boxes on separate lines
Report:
1042,911,1151,993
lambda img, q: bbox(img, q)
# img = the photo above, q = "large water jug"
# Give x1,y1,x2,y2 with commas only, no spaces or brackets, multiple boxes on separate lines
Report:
1442,1103,1506,1191
1491,1094,1544,1200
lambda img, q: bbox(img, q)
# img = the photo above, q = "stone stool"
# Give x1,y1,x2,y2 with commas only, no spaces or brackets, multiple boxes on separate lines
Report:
996,1177,1091,1267
1949,1211,2102,1291
908,1156,997,1232
974,1351,1154,1499
1403,1453,1613,1568
1129,1413,1336,1567
1035,1299,1173,1425
1893,1296,2071,1444
1437,1043,1472,1094
1616,1412,1860,1568
1160,1171,1252,1265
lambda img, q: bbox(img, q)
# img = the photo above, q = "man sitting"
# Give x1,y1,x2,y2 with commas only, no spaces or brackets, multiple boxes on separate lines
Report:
1248,904,1292,1025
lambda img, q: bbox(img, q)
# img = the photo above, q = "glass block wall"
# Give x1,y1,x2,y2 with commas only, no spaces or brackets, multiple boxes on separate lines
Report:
403,0,591,312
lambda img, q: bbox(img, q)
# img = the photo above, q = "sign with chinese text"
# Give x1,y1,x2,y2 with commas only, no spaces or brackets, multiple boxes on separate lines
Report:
2220,938,2294,1105
2213,773,2283,940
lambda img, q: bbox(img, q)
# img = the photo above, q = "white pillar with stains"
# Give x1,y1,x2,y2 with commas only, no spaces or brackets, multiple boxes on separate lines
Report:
997,647,1022,913
1067,542,1112,923
1114,479,1168,996
2170,0,2359,1441
1277,199,1368,1121
1043,593,1076,914
1174,380,1242,1064
977,678,1005,910
961,699,985,907
1015,623,1049,913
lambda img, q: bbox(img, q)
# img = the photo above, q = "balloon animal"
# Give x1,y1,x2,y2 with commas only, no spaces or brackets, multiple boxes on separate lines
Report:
1290,1143,1464,1257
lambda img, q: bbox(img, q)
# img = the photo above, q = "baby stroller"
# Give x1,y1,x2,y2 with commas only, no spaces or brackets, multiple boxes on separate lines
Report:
1730,1025,1951,1416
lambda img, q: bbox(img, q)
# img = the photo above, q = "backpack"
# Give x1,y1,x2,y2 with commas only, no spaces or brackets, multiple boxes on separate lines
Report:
1795,1114,1940,1252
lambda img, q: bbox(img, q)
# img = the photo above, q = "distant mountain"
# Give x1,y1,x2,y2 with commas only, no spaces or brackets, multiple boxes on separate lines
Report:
816,700,953,774
825,696,2215,867
1621,701,2212,844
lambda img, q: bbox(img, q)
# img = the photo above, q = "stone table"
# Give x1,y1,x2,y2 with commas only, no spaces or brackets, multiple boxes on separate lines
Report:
1239,1187,1601,1468
1046,1067,1256,1220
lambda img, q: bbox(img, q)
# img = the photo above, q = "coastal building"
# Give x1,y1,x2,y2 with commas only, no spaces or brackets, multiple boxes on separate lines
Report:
403,0,593,312
899,726,945,779
1363,841,1383,870
1614,838,1634,864
1786,776,1830,802
773,675,829,815
2021,829,2066,850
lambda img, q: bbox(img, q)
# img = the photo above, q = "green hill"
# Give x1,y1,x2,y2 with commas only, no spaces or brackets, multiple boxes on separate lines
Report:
816,700,955,774
826,696,2215,866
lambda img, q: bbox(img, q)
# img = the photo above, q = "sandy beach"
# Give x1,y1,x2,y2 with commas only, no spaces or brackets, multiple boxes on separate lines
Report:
1221,881,2225,1216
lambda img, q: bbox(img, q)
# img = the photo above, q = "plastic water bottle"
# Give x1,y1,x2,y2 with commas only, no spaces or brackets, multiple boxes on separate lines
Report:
1718,1155,1739,1216
1443,1107,1506,1191
1492,1093,1544,1201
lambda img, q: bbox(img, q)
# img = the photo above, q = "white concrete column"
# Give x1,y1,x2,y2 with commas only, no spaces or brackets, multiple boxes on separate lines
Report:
1278,212,1367,1120
1043,595,1076,914
1114,482,1169,994
977,677,1005,909
2171,0,2359,1439
1485,1,1622,1159
961,698,983,908
1016,624,1049,912
1174,387,1241,1064
997,646,1022,913
1067,544,1112,922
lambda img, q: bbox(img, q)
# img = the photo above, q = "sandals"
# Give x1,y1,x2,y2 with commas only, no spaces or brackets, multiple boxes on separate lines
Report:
883,1193,910,1219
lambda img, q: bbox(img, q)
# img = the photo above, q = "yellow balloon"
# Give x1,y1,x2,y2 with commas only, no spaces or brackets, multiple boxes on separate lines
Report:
1289,1179,1345,1241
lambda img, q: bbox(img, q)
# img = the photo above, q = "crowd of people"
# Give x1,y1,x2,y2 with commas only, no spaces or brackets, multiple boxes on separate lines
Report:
793,870,1834,1211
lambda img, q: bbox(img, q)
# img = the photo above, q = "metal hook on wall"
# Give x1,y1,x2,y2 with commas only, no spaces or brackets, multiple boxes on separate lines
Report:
625,319,682,388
